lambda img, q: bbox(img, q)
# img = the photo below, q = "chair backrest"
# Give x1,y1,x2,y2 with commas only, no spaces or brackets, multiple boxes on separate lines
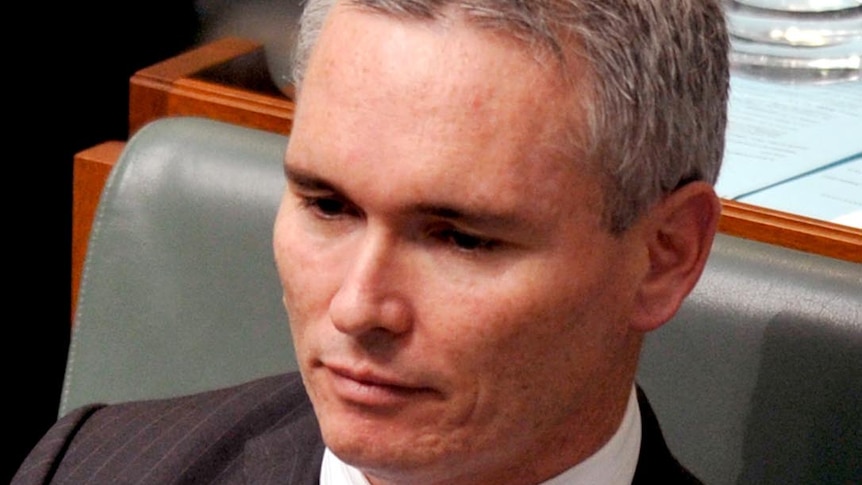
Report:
63,117,296,416
638,235,861,485
66,116,862,485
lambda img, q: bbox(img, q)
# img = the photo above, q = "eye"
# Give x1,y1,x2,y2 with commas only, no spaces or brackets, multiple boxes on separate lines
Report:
300,195,354,218
437,228,500,252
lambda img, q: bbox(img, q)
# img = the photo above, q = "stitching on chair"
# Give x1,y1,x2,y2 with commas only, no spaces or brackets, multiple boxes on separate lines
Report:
61,120,167,417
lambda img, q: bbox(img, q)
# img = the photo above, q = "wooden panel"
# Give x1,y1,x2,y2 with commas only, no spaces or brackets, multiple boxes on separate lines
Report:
129,37,294,136
165,78,293,135
72,141,125,321
719,200,861,263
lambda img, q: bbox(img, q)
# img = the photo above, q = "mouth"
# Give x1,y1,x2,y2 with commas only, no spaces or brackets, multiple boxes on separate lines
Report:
322,363,440,407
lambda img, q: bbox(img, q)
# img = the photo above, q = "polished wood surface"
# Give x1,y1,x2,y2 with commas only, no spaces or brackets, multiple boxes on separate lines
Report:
129,37,294,136
720,200,861,263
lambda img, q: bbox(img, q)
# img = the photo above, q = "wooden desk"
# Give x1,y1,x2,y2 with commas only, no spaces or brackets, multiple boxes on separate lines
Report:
72,37,861,317
719,200,861,263
129,37,294,137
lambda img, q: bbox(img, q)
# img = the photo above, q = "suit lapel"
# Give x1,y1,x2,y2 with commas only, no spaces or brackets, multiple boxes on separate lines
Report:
241,406,325,485
632,386,703,484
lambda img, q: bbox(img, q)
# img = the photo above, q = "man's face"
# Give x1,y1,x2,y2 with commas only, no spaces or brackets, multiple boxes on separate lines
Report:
274,5,648,484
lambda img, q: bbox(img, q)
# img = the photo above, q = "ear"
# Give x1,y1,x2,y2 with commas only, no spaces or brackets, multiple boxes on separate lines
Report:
629,181,720,332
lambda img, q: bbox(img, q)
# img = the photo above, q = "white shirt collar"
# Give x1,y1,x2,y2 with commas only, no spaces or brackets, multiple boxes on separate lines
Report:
320,386,641,485
321,448,372,485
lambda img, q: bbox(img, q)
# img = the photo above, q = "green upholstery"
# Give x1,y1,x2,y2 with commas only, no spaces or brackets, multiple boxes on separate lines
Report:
63,117,296,417
638,236,861,484
65,116,862,484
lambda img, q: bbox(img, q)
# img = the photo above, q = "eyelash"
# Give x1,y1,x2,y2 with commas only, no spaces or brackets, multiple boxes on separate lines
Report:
433,228,501,252
297,195,501,253
298,194,354,218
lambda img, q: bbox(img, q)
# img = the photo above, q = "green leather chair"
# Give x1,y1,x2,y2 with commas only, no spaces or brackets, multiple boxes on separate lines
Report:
66,116,862,485
638,236,861,484
64,117,296,417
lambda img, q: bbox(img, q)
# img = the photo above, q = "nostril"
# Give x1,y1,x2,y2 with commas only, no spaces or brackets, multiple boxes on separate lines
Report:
355,327,408,357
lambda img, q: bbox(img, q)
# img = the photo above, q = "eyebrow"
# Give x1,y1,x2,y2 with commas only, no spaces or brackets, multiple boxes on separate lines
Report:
284,165,531,232
408,203,530,232
285,165,344,194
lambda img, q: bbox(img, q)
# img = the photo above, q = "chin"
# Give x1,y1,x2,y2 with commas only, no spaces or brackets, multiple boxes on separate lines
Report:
318,407,461,479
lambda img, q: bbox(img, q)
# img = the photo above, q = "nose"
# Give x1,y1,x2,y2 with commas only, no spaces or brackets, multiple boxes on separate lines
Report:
328,229,413,338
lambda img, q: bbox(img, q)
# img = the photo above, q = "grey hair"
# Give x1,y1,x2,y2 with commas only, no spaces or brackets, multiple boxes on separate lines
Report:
292,0,730,232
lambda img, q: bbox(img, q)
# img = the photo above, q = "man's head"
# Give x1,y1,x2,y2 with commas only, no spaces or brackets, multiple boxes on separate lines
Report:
273,1,728,483
292,0,730,232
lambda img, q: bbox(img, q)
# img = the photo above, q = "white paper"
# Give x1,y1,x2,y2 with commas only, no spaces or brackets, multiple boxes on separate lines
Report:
737,155,862,228
716,76,862,199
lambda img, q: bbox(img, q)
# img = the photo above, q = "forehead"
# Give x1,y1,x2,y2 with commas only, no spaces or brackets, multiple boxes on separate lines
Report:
289,4,603,223
300,4,590,135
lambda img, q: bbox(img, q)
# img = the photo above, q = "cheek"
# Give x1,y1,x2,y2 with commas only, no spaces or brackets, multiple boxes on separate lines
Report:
446,252,631,385
411,272,567,396
273,205,338,335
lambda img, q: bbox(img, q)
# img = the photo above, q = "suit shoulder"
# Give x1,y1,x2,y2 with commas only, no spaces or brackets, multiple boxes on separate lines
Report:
14,373,312,484
634,386,704,484
12,404,106,484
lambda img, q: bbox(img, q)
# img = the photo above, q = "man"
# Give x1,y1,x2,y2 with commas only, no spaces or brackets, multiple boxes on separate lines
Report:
14,0,729,483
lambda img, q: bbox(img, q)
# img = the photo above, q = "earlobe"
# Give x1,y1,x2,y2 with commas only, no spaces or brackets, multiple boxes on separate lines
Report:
630,182,720,332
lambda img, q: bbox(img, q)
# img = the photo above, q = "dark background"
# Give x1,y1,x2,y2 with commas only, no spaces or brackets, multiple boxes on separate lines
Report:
8,2,200,480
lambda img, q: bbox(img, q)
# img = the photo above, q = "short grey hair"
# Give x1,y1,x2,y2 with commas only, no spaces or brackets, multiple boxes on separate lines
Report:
292,0,730,232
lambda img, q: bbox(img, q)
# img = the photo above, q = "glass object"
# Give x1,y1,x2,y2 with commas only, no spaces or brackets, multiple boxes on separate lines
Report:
725,0,862,83
735,0,861,12
196,0,303,94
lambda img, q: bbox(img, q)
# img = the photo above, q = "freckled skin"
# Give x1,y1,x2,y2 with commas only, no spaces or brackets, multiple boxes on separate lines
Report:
273,4,652,485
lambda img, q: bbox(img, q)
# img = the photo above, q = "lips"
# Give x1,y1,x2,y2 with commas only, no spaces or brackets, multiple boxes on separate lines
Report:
322,362,440,407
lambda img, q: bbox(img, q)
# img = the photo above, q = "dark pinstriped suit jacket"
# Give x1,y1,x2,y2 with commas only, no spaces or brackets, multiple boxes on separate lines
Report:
13,373,701,484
